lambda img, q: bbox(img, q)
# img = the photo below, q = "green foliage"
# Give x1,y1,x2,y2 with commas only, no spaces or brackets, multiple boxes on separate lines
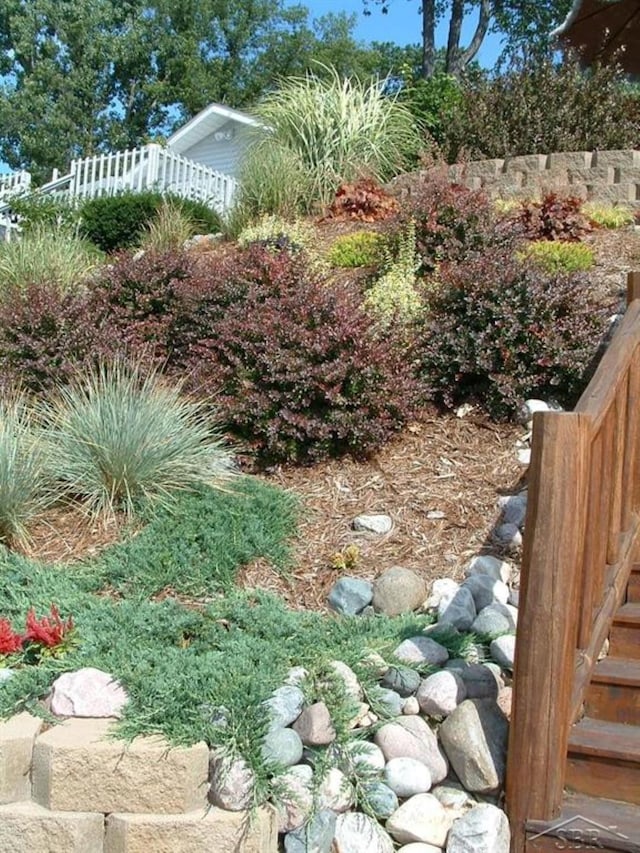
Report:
237,215,316,253
582,203,635,229
43,359,236,519
402,73,463,148
6,195,79,233
140,200,198,253
327,231,386,268
365,223,422,322
79,192,221,253
439,55,640,163
521,241,595,275
243,65,420,216
0,393,58,548
0,224,102,293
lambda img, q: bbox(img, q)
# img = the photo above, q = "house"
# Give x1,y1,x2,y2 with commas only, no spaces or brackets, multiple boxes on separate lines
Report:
166,102,265,181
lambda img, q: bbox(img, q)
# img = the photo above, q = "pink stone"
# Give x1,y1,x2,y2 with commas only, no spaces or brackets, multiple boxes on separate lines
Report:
50,668,128,718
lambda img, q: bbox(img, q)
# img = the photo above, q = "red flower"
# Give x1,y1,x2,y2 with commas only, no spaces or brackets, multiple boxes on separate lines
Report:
0,618,23,655
24,605,74,649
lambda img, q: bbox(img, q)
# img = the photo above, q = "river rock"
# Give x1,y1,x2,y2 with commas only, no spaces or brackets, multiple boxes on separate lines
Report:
417,671,466,717
439,699,509,793
363,781,399,819
462,574,509,610
446,802,510,853
498,493,527,529
393,636,449,667
353,514,393,534
425,578,460,610
373,567,427,616
261,727,303,767
384,757,432,798
265,685,305,729
464,556,512,584
397,845,444,853
493,523,522,549
381,666,422,697
318,767,353,812
438,586,476,631
50,667,128,718
278,764,314,832
377,687,404,717
386,793,452,846
329,660,363,701
456,664,501,701
375,717,448,783
471,603,516,636
284,809,337,853
208,754,255,811
490,635,516,670
403,696,420,715
333,812,394,853
328,577,374,615
292,702,336,746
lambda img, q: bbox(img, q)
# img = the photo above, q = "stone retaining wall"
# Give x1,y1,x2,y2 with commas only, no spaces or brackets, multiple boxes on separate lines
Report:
447,149,640,205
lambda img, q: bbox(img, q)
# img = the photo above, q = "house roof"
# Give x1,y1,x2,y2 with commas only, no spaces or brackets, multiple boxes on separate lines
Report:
167,103,263,154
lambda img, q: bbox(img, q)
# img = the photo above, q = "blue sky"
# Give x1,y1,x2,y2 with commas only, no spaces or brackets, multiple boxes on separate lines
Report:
289,0,505,68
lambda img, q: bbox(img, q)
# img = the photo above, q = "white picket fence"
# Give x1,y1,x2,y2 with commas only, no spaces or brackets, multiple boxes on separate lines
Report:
0,170,32,200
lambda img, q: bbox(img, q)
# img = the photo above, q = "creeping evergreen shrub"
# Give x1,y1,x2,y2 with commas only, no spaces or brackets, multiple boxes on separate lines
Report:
521,241,594,275
415,250,606,420
176,247,416,463
80,192,221,252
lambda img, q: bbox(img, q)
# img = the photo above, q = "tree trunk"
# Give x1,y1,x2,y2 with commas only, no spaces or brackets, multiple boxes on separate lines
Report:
459,0,492,71
421,0,436,78
445,0,464,75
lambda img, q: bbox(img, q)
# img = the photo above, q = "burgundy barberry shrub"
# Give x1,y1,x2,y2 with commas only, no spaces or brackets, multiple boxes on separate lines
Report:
0,285,102,392
391,175,521,275
517,193,590,242
178,246,416,463
415,250,606,420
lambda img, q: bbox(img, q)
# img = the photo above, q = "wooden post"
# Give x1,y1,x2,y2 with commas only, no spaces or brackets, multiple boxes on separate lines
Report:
627,270,640,305
506,412,590,853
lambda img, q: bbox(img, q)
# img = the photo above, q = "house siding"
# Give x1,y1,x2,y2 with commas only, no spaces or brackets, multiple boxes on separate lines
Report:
176,122,257,179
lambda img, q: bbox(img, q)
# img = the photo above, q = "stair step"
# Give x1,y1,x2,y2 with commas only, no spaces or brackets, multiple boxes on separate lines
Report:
566,717,640,804
610,604,640,659
525,792,640,852
586,658,640,724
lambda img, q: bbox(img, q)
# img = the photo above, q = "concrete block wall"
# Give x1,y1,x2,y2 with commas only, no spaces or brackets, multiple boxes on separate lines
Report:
0,714,277,853
447,149,640,205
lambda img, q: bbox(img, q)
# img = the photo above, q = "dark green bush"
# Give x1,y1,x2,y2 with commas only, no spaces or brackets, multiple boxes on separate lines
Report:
415,250,606,420
438,55,640,163
80,192,221,252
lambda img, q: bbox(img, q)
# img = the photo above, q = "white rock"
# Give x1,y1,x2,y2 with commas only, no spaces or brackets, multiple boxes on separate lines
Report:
517,448,531,466
464,555,512,584
343,739,386,773
277,764,314,832
417,671,467,717
50,667,128,718
386,793,453,846
446,803,510,852
490,635,516,670
393,637,449,666
384,757,432,798
426,578,460,610
403,696,420,715
398,845,444,853
353,514,393,534
333,812,394,853
318,767,353,813
329,660,364,701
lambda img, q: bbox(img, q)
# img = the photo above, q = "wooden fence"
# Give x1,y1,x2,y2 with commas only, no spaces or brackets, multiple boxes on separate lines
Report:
506,271,640,851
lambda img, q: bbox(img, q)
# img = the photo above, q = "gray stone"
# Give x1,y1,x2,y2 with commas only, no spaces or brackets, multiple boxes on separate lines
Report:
493,523,522,549
446,803,510,853
265,685,305,729
490,635,516,670
384,757,432,798
284,809,337,853
386,794,452,846
508,588,519,608
353,514,393,534
417,671,467,717
261,727,303,768
439,699,509,794
438,587,476,631
50,667,128,718
362,782,399,820
329,661,363,701
342,739,386,773
471,604,516,637
381,666,421,697
462,575,509,611
278,764,314,832
333,812,394,853
464,556,512,584
377,688,404,717
375,717,448,784
426,579,460,610
393,637,449,667
458,664,501,701
328,578,374,616
373,567,427,616
292,702,336,746
209,754,255,811
498,494,527,529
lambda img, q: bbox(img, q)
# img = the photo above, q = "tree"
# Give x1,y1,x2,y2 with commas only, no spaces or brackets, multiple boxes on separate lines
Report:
363,1,572,78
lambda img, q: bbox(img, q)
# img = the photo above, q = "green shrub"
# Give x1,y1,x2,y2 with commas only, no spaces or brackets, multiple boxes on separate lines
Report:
0,393,58,547
521,241,595,274
140,199,198,253
237,215,316,253
7,194,79,233
416,249,606,419
242,65,420,216
80,192,221,252
402,72,463,149
43,359,236,519
328,231,386,268
0,224,102,293
439,55,640,163
365,224,422,323
582,202,635,229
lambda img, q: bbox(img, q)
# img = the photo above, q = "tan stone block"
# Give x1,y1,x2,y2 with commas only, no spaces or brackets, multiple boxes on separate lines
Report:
592,149,640,169
503,154,549,174
0,712,43,803
0,800,103,853
547,151,592,171
32,718,209,814
104,805,278,853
